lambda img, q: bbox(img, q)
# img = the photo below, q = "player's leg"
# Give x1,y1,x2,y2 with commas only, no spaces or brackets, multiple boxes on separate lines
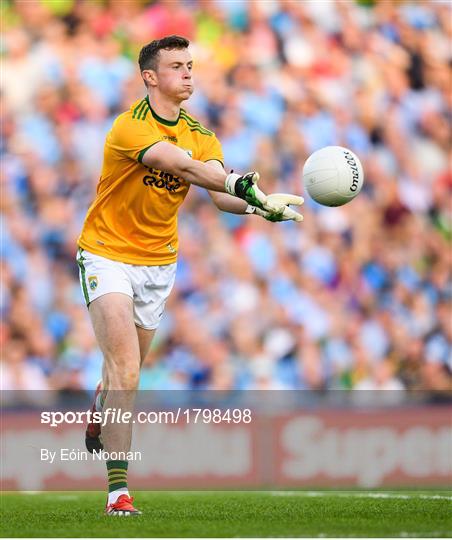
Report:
132,262,177,367
88,293,140,449
77,249,134,451
77,249,141,515
88,293,142,516
136,326,156,365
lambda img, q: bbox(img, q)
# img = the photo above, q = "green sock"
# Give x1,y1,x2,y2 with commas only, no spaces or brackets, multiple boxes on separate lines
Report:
107,460,128,492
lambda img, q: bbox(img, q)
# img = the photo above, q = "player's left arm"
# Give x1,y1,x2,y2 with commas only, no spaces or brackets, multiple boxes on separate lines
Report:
206,160,304,222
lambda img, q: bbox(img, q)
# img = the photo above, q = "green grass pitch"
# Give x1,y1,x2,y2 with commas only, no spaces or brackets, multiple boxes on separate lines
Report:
1,490,451,537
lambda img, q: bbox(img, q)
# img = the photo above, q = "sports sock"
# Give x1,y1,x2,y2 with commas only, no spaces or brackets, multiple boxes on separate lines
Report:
107,460,129,498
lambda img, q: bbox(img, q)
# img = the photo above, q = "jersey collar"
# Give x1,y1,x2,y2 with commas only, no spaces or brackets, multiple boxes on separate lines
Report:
145,96,180,127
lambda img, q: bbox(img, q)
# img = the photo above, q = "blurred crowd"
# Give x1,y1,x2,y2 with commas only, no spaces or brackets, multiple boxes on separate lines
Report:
1,0,451,396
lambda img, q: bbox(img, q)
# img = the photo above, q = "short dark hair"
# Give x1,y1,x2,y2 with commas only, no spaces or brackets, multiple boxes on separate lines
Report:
138,35,190,72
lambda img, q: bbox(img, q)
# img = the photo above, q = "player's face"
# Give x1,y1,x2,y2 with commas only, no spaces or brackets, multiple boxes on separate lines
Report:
154,48,194,101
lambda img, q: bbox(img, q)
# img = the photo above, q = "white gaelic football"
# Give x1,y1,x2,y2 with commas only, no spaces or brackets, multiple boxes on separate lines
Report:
302,146,364,207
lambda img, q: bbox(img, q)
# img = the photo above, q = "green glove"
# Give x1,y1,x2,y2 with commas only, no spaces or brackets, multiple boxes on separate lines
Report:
225,172,304,221
225,171,271,211
259,193,304,222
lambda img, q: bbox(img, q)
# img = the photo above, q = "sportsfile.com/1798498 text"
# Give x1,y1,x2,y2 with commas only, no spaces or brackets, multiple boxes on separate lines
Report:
40,408,252,428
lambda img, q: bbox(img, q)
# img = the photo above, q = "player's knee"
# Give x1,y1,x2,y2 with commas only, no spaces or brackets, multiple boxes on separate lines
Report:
109,372,139,391
121,368,140,391
105,357,140,391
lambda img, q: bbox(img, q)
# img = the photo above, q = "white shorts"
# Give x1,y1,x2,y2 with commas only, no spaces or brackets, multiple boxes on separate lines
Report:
76,248,176,330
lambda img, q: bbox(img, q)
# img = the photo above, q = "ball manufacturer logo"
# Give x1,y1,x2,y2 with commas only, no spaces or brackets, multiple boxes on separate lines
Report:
343,150,360,191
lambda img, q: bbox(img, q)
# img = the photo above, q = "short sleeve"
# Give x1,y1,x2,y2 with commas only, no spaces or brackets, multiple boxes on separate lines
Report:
198,134,224,166
108,113,162,164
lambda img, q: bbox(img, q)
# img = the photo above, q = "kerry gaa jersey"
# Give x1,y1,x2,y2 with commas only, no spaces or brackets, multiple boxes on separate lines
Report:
78,96,223,265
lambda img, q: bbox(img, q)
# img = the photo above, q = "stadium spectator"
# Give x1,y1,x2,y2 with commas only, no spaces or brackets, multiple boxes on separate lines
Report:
2,0,451,396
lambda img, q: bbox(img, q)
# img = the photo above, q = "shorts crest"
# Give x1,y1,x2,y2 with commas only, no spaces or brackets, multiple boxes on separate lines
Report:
88,275,98,291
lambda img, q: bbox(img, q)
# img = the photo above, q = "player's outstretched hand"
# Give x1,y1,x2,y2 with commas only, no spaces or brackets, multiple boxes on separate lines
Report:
255,193,304,222
225,171,269,209
225,171,304,222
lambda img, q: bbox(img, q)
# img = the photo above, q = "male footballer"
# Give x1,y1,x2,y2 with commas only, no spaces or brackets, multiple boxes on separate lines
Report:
77,35,303,516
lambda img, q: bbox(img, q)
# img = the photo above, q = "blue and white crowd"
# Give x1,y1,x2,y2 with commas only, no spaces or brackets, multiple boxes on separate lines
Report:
2,0,450,393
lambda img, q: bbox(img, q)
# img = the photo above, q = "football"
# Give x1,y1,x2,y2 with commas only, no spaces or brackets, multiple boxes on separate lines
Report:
302,146,364,207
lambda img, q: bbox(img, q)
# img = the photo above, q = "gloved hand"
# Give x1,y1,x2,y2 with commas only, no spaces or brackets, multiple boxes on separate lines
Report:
225,172,304,222
253,193,304,222
225,171,270,210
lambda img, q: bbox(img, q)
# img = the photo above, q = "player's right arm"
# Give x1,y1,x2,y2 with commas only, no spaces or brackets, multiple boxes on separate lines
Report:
112,113,301,216
142,142,283,213
142,141,228,192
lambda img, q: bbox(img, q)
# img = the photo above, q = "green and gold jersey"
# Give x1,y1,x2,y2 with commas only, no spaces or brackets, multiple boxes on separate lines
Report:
78,96,223,265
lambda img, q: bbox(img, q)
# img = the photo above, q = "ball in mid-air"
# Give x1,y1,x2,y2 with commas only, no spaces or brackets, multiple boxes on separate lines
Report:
302,146,364,207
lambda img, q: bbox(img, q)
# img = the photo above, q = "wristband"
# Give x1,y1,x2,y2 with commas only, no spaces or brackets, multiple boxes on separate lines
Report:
225,173,239,196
